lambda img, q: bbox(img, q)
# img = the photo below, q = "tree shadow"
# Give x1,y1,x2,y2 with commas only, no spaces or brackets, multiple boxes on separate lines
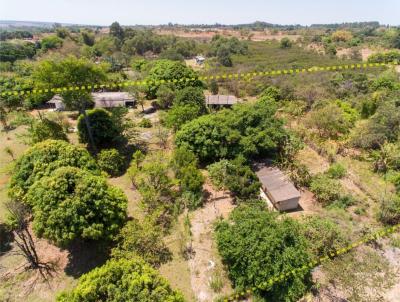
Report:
64,240,111,278
0,223,14,255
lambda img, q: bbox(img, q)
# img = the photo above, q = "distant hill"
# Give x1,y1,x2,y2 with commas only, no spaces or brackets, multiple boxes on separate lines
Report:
0,20,101,29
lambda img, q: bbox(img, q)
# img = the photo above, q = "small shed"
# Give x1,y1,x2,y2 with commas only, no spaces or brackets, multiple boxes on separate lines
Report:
206,95,240,107
47,95,65,111
92,92,136,108
256,166,300,211
195,55,205,65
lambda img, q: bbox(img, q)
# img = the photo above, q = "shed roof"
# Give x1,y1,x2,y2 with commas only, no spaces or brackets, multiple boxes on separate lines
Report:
206,95,239,105
256,167,300,203
91,92,135,102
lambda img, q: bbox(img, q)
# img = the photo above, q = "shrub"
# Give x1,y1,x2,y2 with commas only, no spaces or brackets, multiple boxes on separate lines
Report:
56,257,184,302
216,205,312,301
97,148,124,176
379,195,400,225
138,118,152,128
9,140,99,199
28,118,68,144
41,35,63,50
77,108,121,148
27,166,127,246
111,218,172,267
301,216,349,259
309,174,341,205
280,37,292,48
326,163,347,179
367,51,400,64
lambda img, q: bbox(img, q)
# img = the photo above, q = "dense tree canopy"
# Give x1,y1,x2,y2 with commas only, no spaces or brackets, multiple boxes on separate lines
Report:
57,257,185,302
28,118,68,144
145,60,202,98
175,99,286,163
216,205,312,301
9,140,99,199
77,108,121,149
0,42,36,62
27,166,127,246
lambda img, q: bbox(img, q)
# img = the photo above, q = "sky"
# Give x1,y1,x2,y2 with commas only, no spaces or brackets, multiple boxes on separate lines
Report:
1,0,399,26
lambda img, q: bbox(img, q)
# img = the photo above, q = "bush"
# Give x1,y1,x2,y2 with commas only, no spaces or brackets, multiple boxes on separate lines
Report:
41,35,63,50
326,163,347,179
97,148,124,176
280,37,292,49
379,195,400,225
138,118,152,128
302,216,349,259
111,218,172,267
9,140,99,199
309,174,341,205
77,108,121,149
28,118,68,144
216,205,312,301
367,51,400,64
27,166,127,246
56,257,184,302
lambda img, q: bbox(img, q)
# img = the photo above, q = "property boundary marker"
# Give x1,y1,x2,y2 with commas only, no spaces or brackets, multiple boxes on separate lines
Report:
223,223,400,301
0,61,398,97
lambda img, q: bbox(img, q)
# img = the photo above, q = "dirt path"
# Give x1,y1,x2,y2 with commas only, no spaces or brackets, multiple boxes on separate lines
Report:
188,184,235,302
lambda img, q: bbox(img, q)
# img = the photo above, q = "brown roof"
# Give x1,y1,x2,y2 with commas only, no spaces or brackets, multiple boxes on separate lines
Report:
206,95,239,105
256,167,300,203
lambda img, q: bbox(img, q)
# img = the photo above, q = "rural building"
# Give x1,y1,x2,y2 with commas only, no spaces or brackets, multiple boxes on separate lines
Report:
255,166,300,211
205,95,240,107
195,55,205,65
47,92,136,110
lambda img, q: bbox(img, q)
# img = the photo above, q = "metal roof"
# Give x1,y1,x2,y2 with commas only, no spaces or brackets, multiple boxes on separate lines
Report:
206,95,239,105
256,166,300,203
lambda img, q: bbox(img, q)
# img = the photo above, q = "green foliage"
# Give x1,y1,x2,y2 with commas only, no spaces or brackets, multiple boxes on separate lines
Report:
27,166,127,246
111,218,172,267
41,35,63,50
176,99,286,163
97,148,124,176
367,51,400,64
215,205,311,301
9,140,99,199
209,79,219,95
217,45,233,67
81,30,95,46
109,21,124,42
56,257,184,302
138,118,152,128
280,38,292,49
301,216,349,259
77,108,121,149
379,195,400,225
309,174,341,205
165,104,204,132
28,118,68,144
326,163,347,179
145,60,202,98
0,41,36,62
33,56,107,110
208,157,260,201
173,87,206,111
156,84,176,109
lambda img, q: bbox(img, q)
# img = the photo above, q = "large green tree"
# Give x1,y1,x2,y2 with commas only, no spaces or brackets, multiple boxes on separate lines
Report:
56,257,185,302
27,166,127,246
216,205,312,301
145,60,202,98
9,140,99,200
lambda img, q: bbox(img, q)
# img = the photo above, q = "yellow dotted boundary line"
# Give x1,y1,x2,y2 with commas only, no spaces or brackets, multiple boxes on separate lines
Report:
0,61,397,98
223,223,400,302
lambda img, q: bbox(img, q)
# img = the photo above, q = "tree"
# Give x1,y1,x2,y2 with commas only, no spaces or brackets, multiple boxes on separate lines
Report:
56,257,185,302
217,45,233,67
77,108,121,149
33,57,108,151
145,60,202,99
109,21,124,43
175,99,286,163
156,84,176,109
332,30,353,42
111,218,172,267
173,87,207,112
81,30,95,46
215,205,312,301
41,35,63,50
165,104,204,131
9,140,99,200
280,37,292,48
26,166,127,246
97,148,125,176
209,79,219,95
28,118,68,144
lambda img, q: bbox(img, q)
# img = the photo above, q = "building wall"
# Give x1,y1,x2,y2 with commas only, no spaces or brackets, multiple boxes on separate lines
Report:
275,197,300,211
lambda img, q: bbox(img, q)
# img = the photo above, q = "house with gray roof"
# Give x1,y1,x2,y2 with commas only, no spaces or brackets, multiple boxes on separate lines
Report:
205,95,240,107
256,166,300,211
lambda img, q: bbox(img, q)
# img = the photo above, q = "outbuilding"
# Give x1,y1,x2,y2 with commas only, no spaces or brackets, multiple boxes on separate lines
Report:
205,95,240,108
256,166,300,211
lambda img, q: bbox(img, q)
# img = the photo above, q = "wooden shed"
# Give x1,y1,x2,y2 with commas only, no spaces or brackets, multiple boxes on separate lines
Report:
256,166,300,211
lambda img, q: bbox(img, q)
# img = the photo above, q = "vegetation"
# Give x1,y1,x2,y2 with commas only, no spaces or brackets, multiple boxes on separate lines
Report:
57,257,185,302
97,148,125,176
